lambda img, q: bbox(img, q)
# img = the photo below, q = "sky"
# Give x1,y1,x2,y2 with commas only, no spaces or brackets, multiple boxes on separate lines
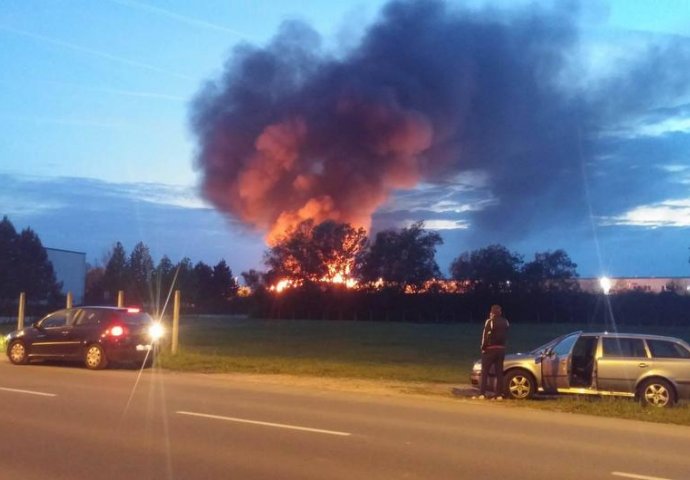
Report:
1,0,689,279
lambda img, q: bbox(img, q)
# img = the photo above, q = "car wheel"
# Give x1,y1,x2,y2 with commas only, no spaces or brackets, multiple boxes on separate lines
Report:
504,370,536,400
84,344,108,370
638,378,675,408
8,340,28,365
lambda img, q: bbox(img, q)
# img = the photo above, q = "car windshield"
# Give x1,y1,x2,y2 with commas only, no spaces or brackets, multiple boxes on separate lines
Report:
528,338,560,355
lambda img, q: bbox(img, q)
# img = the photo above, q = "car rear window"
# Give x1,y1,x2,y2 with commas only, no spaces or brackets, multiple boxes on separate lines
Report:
76,309,107,326
602,338,647,358
647,340,690,359
119,312,153,325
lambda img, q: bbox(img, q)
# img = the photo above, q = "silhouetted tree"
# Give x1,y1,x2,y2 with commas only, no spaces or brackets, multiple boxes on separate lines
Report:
128,242,154,305
0,217,62,304
450,244,523,293
212,259,238,301
264,220,318,283
15,228,62,302
0,216,18,299
241,269,264,291
522,249,579,292
358,221,443,291
84,263,105,304
192,261,214,306
152,255,176,314
174,257,195,300
101,242,128,301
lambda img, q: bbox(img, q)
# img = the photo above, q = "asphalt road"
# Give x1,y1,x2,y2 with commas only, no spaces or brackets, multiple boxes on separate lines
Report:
0,359,688,480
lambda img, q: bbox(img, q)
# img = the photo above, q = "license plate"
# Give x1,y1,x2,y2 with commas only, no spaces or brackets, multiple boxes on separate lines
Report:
136,344,152,351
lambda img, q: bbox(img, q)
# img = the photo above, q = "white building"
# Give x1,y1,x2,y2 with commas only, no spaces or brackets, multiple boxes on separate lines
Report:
578,277,690,295
46,248,87,304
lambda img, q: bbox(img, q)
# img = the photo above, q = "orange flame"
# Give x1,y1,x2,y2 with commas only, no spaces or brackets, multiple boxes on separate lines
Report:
269,278,298,293
320,261,358,289
267,277,474,294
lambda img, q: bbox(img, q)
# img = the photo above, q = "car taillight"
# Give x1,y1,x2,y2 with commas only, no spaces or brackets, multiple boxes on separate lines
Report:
127,307,140,313
110,325,125,337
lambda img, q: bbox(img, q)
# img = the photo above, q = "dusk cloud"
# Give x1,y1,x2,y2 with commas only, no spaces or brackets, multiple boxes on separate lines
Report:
1,174,264,273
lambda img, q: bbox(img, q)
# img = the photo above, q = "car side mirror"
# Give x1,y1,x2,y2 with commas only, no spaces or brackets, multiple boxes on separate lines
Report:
32,321,43,330
536,350,552,363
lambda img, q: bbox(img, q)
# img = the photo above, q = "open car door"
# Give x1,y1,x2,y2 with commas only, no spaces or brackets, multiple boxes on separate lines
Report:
541,332,582,393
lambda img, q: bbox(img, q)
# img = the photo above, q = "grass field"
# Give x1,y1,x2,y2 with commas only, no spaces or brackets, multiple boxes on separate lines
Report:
157,316,575,382
156,316,690,382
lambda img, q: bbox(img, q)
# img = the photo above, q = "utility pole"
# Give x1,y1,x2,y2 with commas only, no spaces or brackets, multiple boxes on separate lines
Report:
17,292,25,330
172,290,180,355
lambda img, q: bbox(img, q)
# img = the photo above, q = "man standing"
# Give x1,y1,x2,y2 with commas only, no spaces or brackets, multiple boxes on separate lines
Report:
476,304,510,400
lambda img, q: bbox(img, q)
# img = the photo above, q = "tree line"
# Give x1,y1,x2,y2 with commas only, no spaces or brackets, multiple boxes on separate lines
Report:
2,215,689,325
251,220,580,294
85,241,238,313
87,219,583,310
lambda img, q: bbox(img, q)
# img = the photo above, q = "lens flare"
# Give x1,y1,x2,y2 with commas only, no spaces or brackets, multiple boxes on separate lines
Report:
149,322,165,341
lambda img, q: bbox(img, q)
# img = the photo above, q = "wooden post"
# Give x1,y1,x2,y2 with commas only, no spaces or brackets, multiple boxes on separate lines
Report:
17,292,25,330
172,290,180,355
117,290,124,307
66,292,73,309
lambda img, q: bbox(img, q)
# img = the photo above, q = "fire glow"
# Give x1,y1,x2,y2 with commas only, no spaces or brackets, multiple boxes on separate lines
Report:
268,274,471,295
321,262,358,289
269,261,358,293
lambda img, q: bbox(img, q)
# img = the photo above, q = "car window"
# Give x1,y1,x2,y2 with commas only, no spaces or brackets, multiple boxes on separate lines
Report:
602,338,647,358
551,334,579,356
647,340,690,359
75,309,104,326
41,312,68,328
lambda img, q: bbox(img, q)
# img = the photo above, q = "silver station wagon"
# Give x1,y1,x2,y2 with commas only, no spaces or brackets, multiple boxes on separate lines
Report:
470,331,690,407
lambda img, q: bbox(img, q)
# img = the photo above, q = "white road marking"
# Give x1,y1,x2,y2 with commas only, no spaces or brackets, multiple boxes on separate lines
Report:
176,410,351,437
612,472,673,480
0,387,56,397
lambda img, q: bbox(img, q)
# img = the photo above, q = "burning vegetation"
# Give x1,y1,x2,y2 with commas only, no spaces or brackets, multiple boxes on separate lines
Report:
264,220,366,292
262,220,444,294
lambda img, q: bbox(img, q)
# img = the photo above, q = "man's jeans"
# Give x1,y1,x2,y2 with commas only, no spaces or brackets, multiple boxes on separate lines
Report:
479,347,506,396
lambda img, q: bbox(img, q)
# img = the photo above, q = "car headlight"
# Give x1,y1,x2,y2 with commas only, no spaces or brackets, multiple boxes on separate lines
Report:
472,360,482,373
149,322,165,341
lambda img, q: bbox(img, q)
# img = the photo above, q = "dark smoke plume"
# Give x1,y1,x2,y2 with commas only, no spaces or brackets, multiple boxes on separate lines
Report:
190,0,690,243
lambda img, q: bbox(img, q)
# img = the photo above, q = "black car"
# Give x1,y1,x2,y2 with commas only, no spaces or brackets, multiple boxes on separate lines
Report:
5,306,164,369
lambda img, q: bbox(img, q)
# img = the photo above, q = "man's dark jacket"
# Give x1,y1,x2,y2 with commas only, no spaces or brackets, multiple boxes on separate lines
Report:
481,315,509,351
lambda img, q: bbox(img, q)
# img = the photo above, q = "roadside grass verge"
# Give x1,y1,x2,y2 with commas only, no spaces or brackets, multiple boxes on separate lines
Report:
156,315,690,425
507,396,690,426
0,324,12,352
